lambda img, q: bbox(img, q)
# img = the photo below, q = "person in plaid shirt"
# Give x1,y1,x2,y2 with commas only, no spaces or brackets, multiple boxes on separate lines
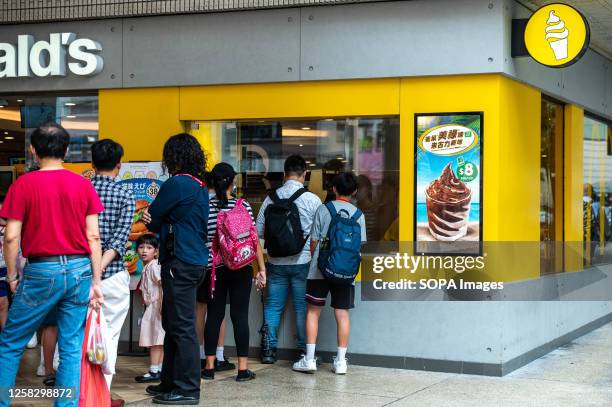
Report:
90,139,135,407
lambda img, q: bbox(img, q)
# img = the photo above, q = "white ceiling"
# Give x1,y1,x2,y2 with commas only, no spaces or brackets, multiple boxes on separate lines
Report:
519,0,612,60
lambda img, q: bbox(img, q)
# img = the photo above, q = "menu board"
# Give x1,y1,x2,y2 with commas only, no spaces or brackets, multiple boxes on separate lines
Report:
414,113,482,255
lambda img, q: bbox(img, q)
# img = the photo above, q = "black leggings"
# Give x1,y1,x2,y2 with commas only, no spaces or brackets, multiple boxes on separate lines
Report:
204,265,253,357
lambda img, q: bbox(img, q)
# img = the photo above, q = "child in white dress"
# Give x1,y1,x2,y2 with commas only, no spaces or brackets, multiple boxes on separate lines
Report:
134,234,165,383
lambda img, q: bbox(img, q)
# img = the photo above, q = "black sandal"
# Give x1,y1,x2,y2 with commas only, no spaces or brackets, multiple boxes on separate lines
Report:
43,374,56,387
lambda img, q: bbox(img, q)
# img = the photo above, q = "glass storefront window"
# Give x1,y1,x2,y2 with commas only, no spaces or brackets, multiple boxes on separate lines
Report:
540,98,564,274
191,117,400,253
23,94,99,169
583,115,612,266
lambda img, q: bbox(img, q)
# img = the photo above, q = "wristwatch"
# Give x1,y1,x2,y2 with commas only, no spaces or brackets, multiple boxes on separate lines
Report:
5,274,19,283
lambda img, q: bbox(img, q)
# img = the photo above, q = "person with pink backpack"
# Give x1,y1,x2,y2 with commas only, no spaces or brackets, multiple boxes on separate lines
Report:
201,163,266,382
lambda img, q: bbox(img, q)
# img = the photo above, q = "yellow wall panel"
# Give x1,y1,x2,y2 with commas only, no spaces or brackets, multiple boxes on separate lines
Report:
99,87,184,161
190,121,222,171
497,76,541,241
179,79,400,121
564,105,584,271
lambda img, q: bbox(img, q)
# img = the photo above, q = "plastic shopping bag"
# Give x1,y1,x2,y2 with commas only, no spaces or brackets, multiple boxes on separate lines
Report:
85,308,113,375
79,309,111,407
97,308,113,376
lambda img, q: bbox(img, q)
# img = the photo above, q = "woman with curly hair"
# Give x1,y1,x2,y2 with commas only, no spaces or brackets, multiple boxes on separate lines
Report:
144,133,209,405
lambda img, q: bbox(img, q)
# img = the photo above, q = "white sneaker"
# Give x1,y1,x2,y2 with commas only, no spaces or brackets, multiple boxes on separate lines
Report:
332,356,347,375
292,356,317,373
26,333,38,349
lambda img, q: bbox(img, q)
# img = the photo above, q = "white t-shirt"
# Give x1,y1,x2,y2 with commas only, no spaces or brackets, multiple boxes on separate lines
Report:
308,200,367,280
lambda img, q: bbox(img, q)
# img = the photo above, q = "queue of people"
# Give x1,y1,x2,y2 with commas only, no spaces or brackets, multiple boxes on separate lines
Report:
0,124,367,406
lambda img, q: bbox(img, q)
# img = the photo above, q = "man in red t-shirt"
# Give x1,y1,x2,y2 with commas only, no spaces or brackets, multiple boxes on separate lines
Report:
0,123,104,407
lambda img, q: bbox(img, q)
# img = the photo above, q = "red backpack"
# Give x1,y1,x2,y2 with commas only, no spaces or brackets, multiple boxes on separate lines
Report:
210,199,258,296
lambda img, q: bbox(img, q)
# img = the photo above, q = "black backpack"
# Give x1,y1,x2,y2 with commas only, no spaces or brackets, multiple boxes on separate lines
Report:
264,188,308,257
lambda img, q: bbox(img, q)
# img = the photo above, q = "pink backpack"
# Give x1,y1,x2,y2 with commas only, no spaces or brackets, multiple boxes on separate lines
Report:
210,199,258,297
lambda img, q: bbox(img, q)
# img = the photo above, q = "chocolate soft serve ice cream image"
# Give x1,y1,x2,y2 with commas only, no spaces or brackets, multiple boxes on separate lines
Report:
425,163,472,241
415,114,482,253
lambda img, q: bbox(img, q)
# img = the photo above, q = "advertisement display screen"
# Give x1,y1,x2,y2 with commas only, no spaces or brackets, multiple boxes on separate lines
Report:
117,162,167,288
414,113,483,255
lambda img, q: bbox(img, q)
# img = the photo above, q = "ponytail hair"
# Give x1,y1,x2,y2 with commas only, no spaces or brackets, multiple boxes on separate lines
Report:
211,162,237,208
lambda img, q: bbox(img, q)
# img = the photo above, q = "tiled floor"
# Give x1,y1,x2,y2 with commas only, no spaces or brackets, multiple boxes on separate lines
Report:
10,322,612,406
12,348,268,406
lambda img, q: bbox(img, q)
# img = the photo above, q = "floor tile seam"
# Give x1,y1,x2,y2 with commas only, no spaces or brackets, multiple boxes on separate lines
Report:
379,377,453,406
212,378,399,399
501,376,612,388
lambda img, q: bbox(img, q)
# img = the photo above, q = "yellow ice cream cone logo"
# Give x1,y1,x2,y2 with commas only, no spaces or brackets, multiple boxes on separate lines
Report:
525,3,589,68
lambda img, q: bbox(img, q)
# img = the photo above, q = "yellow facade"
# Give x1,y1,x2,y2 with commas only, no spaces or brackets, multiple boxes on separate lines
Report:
179,79,401,121
99,74,585,282
99,87,184,161
565,105,585,271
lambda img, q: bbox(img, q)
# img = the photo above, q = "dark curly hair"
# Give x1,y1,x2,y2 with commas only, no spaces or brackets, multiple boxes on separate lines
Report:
162,133,206,180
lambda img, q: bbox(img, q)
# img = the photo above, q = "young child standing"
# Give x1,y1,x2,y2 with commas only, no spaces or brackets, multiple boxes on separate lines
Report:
293,172,366,375
135,234,165,383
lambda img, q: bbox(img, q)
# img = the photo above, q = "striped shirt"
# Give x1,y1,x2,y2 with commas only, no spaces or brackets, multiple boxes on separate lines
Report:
206,197,255,268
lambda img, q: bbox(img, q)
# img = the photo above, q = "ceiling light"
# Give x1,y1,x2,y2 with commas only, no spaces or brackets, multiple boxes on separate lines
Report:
0,106,4,109
66,115,77,119
299,144,304,147
3,132,7,135
5,136,14,140
324,119,334,121
309,163,316,167
0,141,3,144
302,127,311,130
65,102,76,106
16,99,23,103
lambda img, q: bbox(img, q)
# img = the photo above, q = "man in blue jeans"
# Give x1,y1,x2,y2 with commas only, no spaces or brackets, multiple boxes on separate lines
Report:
256,155,321,363
0,123,104,407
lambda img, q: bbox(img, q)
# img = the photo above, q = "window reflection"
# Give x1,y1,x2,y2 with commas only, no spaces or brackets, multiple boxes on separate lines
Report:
540,99,564,274
194,118,400,252
583,116,612,266
24,95,98,169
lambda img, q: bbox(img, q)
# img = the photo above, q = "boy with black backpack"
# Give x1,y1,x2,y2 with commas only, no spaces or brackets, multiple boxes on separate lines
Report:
293,172,366,375
256,155,322,364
